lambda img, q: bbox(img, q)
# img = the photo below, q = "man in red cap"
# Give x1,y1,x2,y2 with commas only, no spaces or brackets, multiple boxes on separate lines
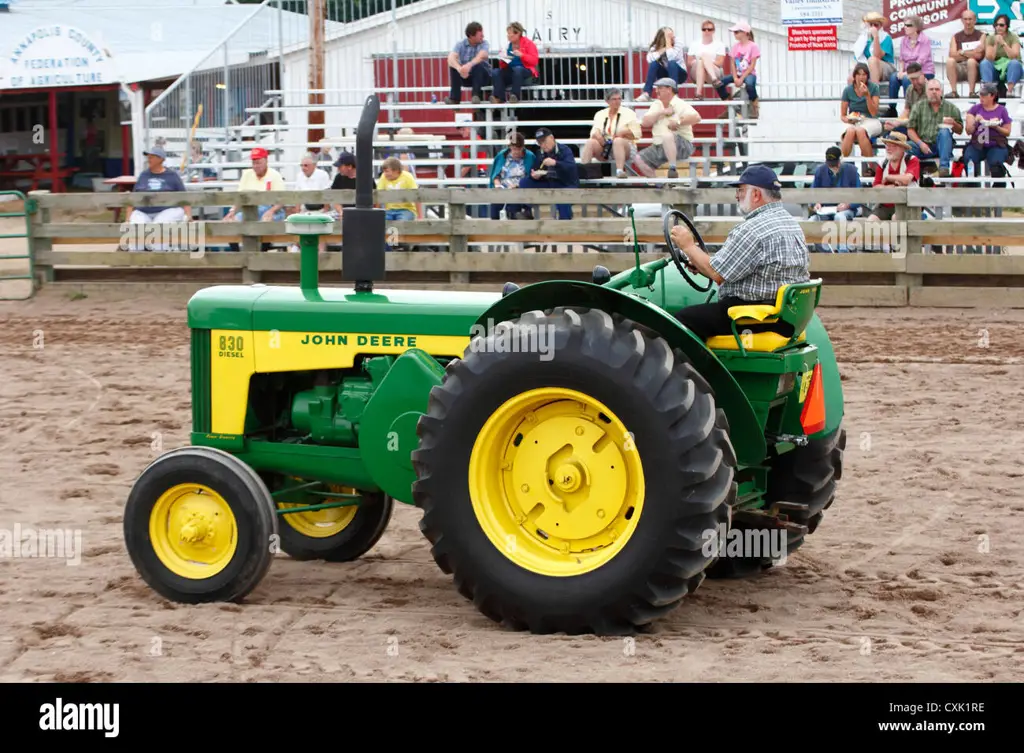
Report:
224,146,287,225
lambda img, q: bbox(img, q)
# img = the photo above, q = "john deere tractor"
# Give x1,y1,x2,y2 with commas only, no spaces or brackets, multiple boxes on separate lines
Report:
123,95,845,635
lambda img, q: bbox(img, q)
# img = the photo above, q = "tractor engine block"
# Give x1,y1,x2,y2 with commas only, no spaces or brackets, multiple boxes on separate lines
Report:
289,356,392,445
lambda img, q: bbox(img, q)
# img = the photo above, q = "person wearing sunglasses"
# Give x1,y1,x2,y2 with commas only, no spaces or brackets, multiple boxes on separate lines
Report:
981,13,1022,96
687,20,726,99
851,11,896,86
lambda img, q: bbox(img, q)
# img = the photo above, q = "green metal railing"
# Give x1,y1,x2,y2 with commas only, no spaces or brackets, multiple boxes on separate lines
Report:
0,191,34,301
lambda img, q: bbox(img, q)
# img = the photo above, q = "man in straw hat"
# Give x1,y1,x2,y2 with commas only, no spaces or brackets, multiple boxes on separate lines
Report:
667,164,810,341
866,130,919,223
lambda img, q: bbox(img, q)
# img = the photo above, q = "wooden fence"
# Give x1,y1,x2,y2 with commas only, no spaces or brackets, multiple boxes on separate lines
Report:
19,186,1024,307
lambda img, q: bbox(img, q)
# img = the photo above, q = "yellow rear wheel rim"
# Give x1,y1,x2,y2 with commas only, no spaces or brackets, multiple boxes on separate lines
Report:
149,483,238,579
468,387,644,577
279,485,359,538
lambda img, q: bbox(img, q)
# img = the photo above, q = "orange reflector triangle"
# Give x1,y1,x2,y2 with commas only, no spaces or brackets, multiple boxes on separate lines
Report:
800,363,826,436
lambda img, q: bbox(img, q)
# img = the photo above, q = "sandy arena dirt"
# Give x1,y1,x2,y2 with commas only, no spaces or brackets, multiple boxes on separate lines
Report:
0,200,1022,682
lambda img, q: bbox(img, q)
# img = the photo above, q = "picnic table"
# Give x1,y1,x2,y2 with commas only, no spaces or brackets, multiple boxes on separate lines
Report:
0,153,78,193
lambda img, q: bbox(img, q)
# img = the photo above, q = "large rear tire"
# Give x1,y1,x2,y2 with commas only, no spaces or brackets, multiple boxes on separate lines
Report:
123,446,277,603
705,423,846,578
412,307,736,635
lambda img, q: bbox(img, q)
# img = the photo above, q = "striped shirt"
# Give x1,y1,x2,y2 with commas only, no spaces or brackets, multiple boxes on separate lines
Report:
710,200,810,301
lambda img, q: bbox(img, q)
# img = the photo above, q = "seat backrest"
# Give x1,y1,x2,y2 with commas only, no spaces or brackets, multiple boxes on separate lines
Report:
777,279,822,338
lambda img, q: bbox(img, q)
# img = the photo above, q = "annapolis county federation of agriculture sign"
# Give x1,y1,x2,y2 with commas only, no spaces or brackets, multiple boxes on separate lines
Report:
1,24,117,89
781,0,844,25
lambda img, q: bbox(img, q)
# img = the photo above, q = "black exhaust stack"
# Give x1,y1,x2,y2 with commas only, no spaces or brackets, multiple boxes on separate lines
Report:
341,94,385,293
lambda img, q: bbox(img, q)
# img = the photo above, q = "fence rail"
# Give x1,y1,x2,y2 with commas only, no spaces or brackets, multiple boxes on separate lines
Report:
19,187,1024,308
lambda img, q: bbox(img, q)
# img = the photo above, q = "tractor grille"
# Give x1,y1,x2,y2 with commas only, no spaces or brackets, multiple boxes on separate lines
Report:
191,329,211,433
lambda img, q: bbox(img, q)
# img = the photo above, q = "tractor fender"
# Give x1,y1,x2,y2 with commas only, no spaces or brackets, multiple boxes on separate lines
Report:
475,280,767,467
800,313,845,439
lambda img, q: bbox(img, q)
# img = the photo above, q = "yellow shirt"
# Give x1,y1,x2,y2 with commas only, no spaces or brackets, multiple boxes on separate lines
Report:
647,96,699,141
592,106,641,140
376,170,418,213
237,167,286,191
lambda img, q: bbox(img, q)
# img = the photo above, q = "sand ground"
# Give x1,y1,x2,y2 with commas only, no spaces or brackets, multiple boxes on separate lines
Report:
0,287,1022,683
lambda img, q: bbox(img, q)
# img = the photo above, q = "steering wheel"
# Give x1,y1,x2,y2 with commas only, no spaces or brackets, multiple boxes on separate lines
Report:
662,209,714,292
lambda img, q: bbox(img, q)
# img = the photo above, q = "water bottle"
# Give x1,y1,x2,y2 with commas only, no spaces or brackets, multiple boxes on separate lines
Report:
967,161,975,180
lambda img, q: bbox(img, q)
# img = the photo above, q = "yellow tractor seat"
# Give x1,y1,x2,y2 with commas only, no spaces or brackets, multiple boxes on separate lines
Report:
705,279,822,354
706,331,805,352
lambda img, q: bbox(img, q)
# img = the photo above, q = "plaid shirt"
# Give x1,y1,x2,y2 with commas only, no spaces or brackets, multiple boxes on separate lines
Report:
908,98,962,144
710,200,810,301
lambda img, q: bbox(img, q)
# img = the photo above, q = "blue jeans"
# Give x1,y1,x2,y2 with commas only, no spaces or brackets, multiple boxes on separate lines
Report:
910,128,954,170
808,208,857,252
981,59,1023,84
491,66,530,99
643,59,687,93
963,143,1010,178
516,174,573,219
385,208,415,250
889,71,933,99
717,73,757,100
490,203,528,219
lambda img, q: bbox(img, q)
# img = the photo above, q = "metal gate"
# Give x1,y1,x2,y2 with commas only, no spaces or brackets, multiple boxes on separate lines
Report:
0,191,35,301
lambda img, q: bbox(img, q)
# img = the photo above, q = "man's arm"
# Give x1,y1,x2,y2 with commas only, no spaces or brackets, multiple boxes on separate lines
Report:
641,101,664,129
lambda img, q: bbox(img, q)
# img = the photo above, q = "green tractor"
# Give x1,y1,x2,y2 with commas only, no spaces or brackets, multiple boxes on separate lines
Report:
123,95,845,635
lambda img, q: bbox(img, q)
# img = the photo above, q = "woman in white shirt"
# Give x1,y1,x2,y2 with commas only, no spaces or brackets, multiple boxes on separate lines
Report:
636,27,687,102
687,19,727,99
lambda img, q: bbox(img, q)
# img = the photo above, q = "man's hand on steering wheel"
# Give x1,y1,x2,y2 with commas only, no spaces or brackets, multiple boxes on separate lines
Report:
669,225,700,273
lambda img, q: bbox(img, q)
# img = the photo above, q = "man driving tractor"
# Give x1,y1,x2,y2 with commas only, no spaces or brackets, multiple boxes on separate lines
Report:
669,164,810,341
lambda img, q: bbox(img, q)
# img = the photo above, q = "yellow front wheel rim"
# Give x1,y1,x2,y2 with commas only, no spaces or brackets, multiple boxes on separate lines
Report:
149,483,238,579
468,387,645,577
279,485,359,538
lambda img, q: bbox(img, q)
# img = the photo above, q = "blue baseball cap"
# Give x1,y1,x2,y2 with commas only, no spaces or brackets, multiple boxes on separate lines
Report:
730,164,781,191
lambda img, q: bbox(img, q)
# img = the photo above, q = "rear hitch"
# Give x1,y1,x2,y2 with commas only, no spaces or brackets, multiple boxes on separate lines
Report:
733,508,809,535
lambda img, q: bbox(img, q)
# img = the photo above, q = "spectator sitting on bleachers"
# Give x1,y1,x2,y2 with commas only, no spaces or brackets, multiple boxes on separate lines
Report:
687,19,726,100
580,88,641,177
490,22,538,104
635,78,700,180
883,62,927,132
288,152,334,252
851,12,896,86
807,146,863,253
224,147,285,223
635,27,687,103
981,14,1022,97
292,152,333,213
839,62,881,169
515,127,578,219
713,21,760,119
945,8,985,98
376,157,418,251
329,151,356,218
907,78,963,177
125,146,190,252
867,132,919,226
445,21,490,105
963,82,1013,182
890,15,934,109
488,130,536,219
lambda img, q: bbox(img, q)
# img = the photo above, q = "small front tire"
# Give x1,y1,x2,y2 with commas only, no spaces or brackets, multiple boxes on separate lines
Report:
123,446,277,603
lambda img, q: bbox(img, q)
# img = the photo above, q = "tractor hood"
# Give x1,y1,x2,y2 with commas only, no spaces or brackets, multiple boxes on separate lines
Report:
187,284,503,335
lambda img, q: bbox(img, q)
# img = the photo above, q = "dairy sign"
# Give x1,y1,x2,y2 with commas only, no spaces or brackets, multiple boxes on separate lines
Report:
2,25,117,89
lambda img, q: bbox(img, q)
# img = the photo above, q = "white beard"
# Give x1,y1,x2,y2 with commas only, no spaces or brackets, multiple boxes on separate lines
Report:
738,195,755,215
